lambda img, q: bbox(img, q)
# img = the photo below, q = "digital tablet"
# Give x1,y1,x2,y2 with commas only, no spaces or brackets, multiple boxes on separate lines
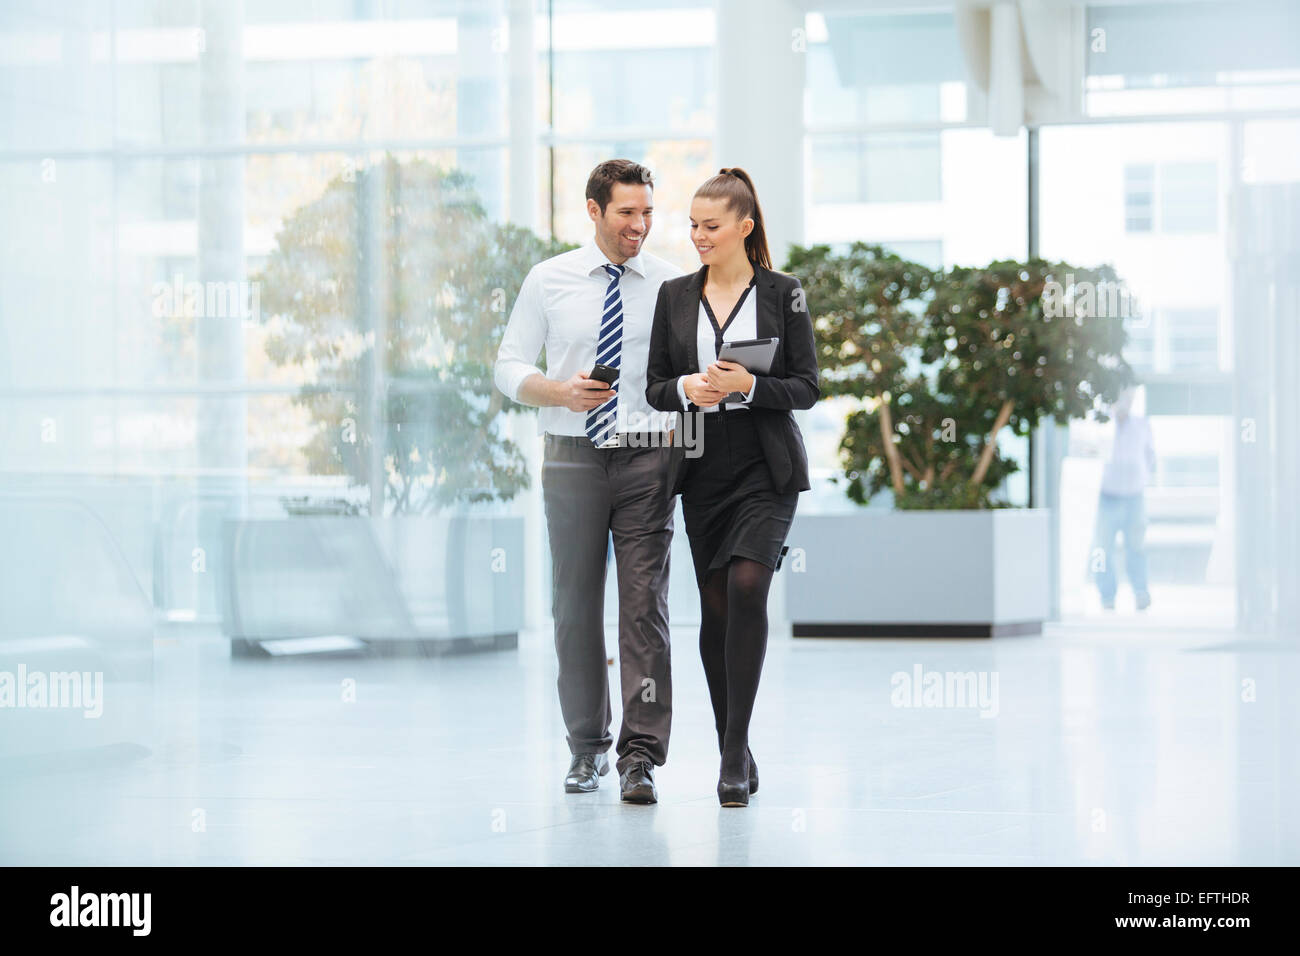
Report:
715,337,780,403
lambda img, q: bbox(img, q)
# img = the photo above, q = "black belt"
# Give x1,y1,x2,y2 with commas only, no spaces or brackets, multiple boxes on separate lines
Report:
545,432,670,448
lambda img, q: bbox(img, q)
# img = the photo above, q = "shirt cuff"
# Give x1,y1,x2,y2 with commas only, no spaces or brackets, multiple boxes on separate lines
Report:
496,363,544,403
740,373,758,403
676,375,692,411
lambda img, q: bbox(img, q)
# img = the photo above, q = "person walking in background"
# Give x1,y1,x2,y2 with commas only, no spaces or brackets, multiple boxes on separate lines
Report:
1094,386,1157,611
494,160,683,804
645,168,819,807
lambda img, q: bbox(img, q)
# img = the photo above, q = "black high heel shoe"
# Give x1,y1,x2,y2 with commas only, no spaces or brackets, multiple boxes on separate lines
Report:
718,733,760,795
717,750,751,807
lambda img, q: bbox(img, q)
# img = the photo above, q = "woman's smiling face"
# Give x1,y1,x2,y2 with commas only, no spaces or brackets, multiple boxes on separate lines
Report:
690,196,751,265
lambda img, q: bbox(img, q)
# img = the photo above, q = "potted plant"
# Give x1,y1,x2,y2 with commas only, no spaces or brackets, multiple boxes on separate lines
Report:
783,243,1133,636
223,158,574,654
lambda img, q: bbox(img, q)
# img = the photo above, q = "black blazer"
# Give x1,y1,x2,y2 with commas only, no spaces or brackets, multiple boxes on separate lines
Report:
645,263,820,497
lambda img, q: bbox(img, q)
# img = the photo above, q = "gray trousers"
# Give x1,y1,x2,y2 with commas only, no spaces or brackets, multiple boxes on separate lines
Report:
541,434,674,773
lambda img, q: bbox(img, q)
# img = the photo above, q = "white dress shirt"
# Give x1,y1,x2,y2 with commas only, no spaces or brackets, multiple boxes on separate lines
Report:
676,283,760,412
494,240,683,436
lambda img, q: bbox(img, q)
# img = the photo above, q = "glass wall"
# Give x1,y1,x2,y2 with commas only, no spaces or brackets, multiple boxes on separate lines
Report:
2,0,1296,642
1040,121,1235,624
799,2,1299,630
0,0,721,640
1,1,528,636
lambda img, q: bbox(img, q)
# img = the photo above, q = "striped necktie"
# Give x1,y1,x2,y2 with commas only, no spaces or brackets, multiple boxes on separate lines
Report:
586,262,625,447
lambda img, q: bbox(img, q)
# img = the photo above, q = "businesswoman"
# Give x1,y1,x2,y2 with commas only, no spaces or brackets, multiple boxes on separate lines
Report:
645,168,819,807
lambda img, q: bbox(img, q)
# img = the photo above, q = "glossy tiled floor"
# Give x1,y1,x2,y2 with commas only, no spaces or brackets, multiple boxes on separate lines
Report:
1,622,1297,866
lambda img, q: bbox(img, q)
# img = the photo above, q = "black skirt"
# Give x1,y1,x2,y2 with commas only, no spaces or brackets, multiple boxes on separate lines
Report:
681,409,798,582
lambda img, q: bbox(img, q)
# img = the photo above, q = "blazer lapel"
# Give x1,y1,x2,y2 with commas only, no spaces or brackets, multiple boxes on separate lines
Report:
676,265,708,373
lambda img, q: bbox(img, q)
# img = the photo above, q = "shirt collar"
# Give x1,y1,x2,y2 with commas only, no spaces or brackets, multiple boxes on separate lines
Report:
581,239,645,279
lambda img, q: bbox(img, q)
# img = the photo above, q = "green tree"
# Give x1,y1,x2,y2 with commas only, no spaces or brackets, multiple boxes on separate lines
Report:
788,243,1135,509
256,157,575,513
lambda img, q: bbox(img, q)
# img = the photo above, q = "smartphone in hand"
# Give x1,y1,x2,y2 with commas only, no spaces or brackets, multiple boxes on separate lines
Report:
589,363,619,386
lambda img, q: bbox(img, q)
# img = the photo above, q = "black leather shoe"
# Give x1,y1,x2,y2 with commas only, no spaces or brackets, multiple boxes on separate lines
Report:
564,753,610,793
619,760,658,804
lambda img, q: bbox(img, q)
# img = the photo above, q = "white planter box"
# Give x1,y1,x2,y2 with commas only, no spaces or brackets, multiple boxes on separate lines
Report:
222,515,525,653
785,509,1051,637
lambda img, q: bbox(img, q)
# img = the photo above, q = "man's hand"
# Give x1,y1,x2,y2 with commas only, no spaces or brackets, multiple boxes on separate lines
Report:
683,372,727,408
561,371,615,412
704,360,754,397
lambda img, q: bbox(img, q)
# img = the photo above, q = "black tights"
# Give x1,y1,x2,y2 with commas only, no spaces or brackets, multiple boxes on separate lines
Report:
698,556,773,780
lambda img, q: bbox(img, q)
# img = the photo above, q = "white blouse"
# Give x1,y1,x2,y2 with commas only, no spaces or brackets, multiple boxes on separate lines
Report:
675,282,759,413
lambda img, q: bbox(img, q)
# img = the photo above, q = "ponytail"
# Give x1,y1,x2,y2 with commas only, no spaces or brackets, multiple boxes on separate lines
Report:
694,167,772,270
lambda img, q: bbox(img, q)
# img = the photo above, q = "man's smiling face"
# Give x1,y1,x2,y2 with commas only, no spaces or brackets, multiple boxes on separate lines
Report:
589,182,654,262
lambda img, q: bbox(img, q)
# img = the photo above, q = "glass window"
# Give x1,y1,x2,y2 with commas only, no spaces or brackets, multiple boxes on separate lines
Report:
1124,164,1154,233
1165,308,1220,372
549,3,714,136
807,127,1025,270
810,132,941,205
1043,122,1236,624
1160,162,1218,234
1159,455,1220,490
804,10,967,126
1085,0,1300,117
1123,315,1157,374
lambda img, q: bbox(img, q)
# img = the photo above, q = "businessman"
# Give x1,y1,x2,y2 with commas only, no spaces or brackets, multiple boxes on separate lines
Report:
494,160,683,803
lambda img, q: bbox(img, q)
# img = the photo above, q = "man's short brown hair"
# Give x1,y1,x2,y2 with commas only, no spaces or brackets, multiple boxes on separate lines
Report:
585,159,654,214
